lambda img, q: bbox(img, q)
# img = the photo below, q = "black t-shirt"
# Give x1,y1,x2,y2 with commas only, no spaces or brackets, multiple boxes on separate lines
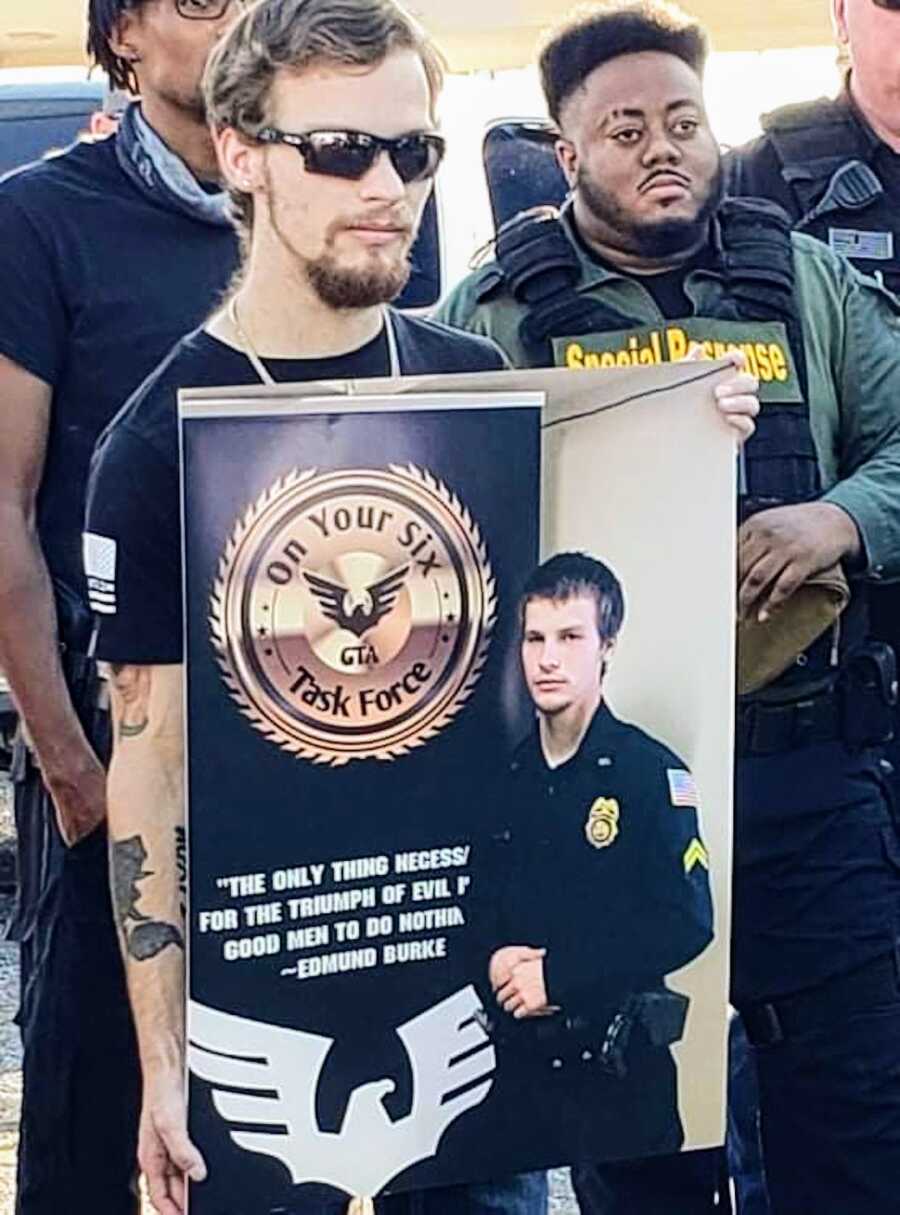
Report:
85,316,504,665
0,134,239,599
635,266,695,318
573,224,712,319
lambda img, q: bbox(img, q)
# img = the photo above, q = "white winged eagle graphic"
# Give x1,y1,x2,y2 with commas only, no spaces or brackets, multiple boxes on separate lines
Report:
188,985,495,1197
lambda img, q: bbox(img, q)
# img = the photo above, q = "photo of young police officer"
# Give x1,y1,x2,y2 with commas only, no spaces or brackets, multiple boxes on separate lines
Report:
479,551,715,1175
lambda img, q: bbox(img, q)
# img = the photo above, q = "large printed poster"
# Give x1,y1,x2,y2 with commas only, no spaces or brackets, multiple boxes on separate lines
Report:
180,362,735,1211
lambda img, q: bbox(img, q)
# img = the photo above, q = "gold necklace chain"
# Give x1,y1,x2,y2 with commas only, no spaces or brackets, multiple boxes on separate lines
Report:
227,295,276,386
225,294,402,385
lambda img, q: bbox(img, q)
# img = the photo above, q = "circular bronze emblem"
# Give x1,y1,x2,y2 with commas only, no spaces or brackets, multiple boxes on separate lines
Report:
211,465,496,765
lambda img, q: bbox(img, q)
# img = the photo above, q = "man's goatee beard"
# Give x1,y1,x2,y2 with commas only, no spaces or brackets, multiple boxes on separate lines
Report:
306,256,411,310
627,216,710,258
578,165,724,259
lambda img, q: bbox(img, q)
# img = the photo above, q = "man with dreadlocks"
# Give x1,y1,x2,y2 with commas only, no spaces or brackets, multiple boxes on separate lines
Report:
0,3,243,1211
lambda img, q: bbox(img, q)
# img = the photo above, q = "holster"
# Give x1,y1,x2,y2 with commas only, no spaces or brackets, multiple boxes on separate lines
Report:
600,990,690,1079
840,641,898,747
737,641,897,756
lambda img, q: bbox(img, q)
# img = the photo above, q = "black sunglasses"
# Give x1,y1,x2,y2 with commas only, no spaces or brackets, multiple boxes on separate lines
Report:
256,127,446,184
175,0,236,20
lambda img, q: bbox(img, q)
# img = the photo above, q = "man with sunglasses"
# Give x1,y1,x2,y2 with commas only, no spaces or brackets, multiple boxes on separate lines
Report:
83,2,550,1215
0,2,247,1212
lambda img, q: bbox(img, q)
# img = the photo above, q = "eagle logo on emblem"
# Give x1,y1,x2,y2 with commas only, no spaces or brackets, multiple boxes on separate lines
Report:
304,564,409,638
585,797,620,849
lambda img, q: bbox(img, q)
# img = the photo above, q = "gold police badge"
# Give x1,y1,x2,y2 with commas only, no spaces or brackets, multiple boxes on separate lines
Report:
210,464,496,765
585,797,620,849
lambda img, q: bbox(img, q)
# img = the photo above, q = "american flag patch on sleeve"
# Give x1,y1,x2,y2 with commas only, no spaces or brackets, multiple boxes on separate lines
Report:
667,768,698,807
83,532,117,615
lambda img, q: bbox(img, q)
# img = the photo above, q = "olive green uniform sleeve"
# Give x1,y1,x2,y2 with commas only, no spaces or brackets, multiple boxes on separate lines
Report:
818,263,900,580
440,232,900,581
433,271,488,333
432,267,526,364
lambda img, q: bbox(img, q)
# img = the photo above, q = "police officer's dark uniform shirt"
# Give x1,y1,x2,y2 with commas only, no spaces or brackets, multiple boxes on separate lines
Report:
725,86,900,294
488,703,713,1165
85,317,505,664
0,135,238,601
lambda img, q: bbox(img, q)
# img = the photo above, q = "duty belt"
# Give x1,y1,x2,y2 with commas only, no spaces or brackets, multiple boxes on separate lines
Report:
478,988,688,1078
739,950,900,1046
738,642,897,756
737,687,841,755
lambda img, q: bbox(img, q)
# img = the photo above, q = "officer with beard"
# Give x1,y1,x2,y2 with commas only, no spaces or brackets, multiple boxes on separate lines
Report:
437,4,900,1213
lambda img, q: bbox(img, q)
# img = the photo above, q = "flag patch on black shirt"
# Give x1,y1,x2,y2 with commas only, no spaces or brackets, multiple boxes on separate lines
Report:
83,531,117,615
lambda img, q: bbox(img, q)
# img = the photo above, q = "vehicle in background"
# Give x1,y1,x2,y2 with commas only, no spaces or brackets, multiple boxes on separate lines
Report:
483,118,566,231
0,78,105,175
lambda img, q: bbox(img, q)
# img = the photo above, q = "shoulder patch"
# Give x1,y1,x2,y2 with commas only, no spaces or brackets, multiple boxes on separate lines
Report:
667,768,698,808
83,531,117,616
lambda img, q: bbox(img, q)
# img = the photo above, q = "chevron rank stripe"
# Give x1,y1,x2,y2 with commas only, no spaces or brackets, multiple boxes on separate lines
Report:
683,837,709,875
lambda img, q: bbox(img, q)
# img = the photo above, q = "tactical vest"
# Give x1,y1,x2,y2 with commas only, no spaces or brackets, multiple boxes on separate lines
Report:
480,199,867,691
756,98,900,666
758,97,900,293
481,198,819,521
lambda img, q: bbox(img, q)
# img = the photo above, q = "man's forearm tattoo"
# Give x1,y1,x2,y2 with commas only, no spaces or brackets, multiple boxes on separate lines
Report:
175,825,187,920
111,834,184,961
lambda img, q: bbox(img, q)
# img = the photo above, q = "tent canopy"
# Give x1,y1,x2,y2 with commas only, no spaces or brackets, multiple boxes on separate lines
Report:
0,0,834,72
